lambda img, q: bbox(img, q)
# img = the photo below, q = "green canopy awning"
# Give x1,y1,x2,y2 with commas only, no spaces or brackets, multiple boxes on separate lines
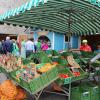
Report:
0,0,100,35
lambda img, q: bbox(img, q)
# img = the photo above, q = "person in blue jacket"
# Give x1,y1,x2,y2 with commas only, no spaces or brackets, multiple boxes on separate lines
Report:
3,37,13,54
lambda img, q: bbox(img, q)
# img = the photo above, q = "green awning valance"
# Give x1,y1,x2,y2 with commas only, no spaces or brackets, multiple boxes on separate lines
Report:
0,0,100,35
0,0,48,21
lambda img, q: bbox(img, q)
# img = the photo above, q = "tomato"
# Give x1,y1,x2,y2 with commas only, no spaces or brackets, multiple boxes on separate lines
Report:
59,74,69,78
53,62,58,65
73,72,80,76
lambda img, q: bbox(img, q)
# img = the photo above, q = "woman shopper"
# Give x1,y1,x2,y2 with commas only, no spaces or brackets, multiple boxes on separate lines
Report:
21,39,26,58
12,39,19,56
41,41,49,51
36,40,41,52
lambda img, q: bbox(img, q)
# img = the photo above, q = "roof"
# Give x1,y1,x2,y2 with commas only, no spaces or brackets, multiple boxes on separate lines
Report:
0,0,100,35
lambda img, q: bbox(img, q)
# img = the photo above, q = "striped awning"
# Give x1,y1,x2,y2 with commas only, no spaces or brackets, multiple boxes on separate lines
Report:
0,0,100,35
0,0,48,21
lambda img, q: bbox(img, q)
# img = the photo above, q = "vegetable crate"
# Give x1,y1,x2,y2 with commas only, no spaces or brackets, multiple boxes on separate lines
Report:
58,58,68,66
71,68,88,82
46,50,59,56
80,82,99,100
10,66,58,94
81,51,96,58
56,68,73,85
28,52,52,63
71,86,91,100
56,67,88,85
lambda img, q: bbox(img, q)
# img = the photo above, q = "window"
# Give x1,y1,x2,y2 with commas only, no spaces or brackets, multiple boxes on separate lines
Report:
65,35,68,42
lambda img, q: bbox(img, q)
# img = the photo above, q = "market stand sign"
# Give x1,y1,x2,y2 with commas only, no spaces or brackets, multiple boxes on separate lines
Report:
37,31,48,36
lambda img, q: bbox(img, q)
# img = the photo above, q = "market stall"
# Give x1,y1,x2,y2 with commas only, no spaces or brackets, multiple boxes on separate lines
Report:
0,0,100,100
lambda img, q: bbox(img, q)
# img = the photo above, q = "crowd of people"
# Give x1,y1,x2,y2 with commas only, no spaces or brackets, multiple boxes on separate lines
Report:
0,36,49,58
0,37,99,59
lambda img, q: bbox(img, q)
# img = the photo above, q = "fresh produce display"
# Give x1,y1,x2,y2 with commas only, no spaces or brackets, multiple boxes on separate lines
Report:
15,62,57,82
70,68,81,77
59,73,70,78
37,63,56,73
0,54,19,72
15,87,27,100
0,80,26,100
0,80,17,98
15,63,40,82
0,50,99,99
67,55,80,68
72,72,80,76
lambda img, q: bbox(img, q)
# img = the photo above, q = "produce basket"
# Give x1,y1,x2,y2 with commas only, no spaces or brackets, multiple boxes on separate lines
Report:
52,56,60,62
28,52,52,63
71,68,88,82
56,67,88,85
91,60,100,67
71,86,91,100
80,82,99,100
56,68,73,85
81,51,96,58
58,58,68,66
46,50,53,55
72,52,80,59
9,66,58,94
60,52,71,57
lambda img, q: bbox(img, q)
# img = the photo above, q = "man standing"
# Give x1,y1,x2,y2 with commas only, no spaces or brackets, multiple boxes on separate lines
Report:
80,40,92,52
3,37,13,54
25,38,35,58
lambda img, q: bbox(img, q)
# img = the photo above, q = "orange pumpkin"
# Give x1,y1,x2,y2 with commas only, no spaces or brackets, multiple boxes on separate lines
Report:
0,80,17,98
15,87,26,100
0,95,15,100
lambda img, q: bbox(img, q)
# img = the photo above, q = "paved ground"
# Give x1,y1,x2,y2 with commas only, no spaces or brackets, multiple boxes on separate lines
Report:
28,92,68,100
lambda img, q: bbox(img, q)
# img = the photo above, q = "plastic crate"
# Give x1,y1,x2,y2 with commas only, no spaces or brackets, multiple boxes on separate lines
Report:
71,86,91,100
10,66,58,94
80,82,99,100
56,68,73,85
46,50,53,55
72,52,80,59
60,52,71,57
92,62,100,67
52,50,59,56
81,51,96,58
47,67,58,82
52,56,60,62
71,68,88,82
58,58,68,66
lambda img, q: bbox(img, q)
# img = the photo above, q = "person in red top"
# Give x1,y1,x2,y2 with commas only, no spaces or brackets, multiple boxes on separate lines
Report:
80,40,92,52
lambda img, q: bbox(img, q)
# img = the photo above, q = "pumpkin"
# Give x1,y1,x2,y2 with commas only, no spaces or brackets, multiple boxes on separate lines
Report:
0,80,17,98
15,87,26,100
0,95,15,100
0,91,3,99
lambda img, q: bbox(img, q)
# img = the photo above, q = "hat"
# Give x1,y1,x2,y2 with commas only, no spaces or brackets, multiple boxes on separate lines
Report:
82,40,88,43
